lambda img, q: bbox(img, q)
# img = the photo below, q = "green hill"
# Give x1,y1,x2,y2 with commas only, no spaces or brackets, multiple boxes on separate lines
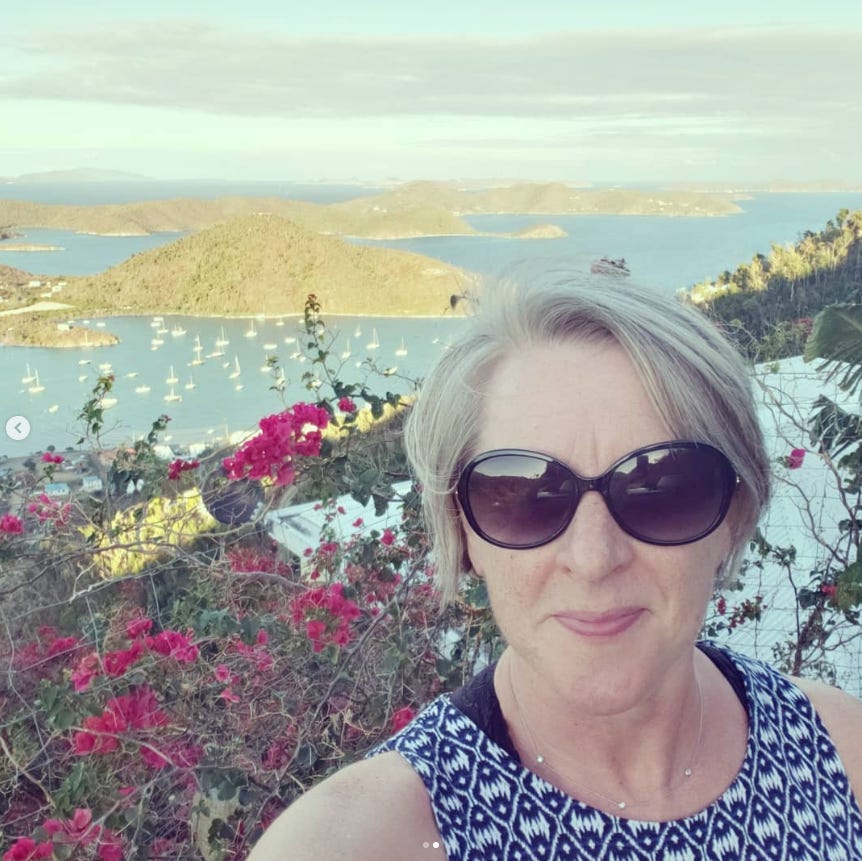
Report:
684,208,862,360
63,214,473,317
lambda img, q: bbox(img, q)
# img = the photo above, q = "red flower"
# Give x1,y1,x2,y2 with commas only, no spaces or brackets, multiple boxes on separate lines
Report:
787,448,806,469
41,452,64,464
71,652,101,692
391,706,417,733
338,396,356,413
0,514,24,535
380,528,395,546
2,837,54,860
167,458,200,480
125,616,153,640
821,584,838,598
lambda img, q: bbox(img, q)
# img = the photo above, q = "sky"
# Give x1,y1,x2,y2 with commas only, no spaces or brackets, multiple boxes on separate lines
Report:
2,0,861,184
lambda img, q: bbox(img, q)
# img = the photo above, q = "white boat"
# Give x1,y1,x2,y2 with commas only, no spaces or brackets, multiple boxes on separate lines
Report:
78,359,91,366
95,321,106,328
206,348,224,359
275,320,285,327
135,384,151,394
100,396,118,409
340,340,351,359
354,325,362,338
228,357,241,379
190,337,205,366
171,325,187,337
234,383,244,391
263,342,278,351
283,335,296,344
78,374,88,382
244,321,257,338
395,338,408,357
383,366,398,376
366,328,380,350
48,404,59,414
151,337,164,347
21,364,36,384
28,371,45,394
216,327,229,348
156,325,169,335
166,365,179,385
164,387,182,403
98,362,113,373
185,375,197,390
125,371,138,379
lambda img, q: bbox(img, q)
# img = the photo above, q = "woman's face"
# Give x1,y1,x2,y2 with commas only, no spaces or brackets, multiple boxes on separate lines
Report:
463,339,733,712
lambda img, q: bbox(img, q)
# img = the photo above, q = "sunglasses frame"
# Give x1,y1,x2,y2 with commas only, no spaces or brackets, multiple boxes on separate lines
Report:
456,441,739,549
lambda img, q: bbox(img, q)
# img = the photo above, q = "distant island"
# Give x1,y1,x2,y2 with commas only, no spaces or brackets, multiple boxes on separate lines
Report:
510,223,568,239
1,168,153,184
0,181,741,241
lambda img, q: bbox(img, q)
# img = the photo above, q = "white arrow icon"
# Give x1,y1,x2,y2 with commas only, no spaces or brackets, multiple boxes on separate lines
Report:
5,416,31,441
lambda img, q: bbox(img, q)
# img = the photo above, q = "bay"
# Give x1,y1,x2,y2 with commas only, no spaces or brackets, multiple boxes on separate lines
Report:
2,185,862,457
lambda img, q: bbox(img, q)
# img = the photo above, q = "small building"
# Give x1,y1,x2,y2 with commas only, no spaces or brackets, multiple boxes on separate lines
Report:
81,475,103,494
44,482,71,498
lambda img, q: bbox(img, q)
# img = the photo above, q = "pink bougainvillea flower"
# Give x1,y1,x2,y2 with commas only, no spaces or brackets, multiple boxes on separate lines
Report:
219,687,241,704
71,652,102,692
41,452,64,464
167,458,200,481
0,514,24,535
337,396,356,413
146,629,199,663
787,448,806,469
821,583,838,598
2,837,54,860
380,528,395,546
125,616,153,640
391,706,417,733
214,664,232,684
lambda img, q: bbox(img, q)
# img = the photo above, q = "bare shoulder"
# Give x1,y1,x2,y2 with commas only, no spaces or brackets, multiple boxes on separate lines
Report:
787,675,862,795
247,751,444,861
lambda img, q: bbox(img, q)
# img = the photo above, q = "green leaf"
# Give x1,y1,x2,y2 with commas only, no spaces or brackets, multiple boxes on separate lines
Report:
805,304,862,396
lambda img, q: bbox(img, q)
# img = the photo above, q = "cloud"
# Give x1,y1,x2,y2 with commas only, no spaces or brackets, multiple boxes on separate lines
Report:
1,22,859,132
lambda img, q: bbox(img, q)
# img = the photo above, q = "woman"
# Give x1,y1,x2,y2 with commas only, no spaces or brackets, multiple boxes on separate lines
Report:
250,278,862,860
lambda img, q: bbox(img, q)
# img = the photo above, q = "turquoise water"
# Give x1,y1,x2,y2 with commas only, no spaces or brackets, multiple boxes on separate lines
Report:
2,186,862,456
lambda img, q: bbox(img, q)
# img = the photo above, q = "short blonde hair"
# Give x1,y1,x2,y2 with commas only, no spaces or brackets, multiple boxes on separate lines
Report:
404,275,771,605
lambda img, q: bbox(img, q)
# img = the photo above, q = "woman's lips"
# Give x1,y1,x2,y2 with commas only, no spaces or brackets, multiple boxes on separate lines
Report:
553,608,644,638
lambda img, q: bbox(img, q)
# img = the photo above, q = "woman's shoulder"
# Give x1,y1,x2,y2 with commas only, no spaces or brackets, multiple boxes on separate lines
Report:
247,751,442,861
786,674,862,792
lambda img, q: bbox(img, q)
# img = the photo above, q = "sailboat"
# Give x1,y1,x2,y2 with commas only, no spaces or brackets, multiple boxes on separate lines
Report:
216,327,230,348
366,328,380,350
171,324,187,337
190,336,205,366
166,365,179,385
28,371,45,394
340,339,351,359
185,375,197,390
135,383,151,394
244,321,257,338
354,324,362,338
228,356,242,379
164,386,182,403
395,337,408,357
21,364,35,384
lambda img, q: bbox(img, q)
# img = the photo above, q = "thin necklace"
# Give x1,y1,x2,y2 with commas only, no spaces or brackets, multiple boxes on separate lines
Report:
507,663,705,812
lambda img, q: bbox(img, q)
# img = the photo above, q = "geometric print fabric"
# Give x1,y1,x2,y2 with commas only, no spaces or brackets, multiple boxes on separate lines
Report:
371,643,862,860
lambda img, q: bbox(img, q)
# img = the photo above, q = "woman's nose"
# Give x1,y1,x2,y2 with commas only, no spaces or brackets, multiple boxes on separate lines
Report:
554,490,634,579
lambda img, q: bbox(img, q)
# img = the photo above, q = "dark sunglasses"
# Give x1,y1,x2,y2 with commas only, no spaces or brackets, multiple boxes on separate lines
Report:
456,441,738,549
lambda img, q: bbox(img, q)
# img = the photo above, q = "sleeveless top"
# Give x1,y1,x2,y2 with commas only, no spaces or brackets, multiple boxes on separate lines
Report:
369,642,862,860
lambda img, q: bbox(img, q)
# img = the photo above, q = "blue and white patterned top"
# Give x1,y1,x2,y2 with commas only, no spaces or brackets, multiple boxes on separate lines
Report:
371,645,862,860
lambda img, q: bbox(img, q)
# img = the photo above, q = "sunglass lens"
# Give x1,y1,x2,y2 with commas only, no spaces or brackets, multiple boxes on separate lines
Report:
607,446,732,544
465,454,574,547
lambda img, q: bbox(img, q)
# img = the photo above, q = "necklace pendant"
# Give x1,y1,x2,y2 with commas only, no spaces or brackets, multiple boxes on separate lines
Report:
536,755,545,764
617,801,627,810
683,767,693,777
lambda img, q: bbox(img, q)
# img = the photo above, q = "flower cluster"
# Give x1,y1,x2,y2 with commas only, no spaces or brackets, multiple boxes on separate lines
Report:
70,625,198,692
0,514,24,535
167,457,200,480
3,808,124,861
41,452,64,465
290,583,362,652
337,396,356,413
786,447,806,469
222,402,330,486
72,686,169,757
27,492,71,527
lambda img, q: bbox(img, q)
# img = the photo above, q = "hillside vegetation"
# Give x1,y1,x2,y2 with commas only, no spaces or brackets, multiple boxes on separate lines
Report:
62,214,473,316
0,195,477,239
685,208,862,359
